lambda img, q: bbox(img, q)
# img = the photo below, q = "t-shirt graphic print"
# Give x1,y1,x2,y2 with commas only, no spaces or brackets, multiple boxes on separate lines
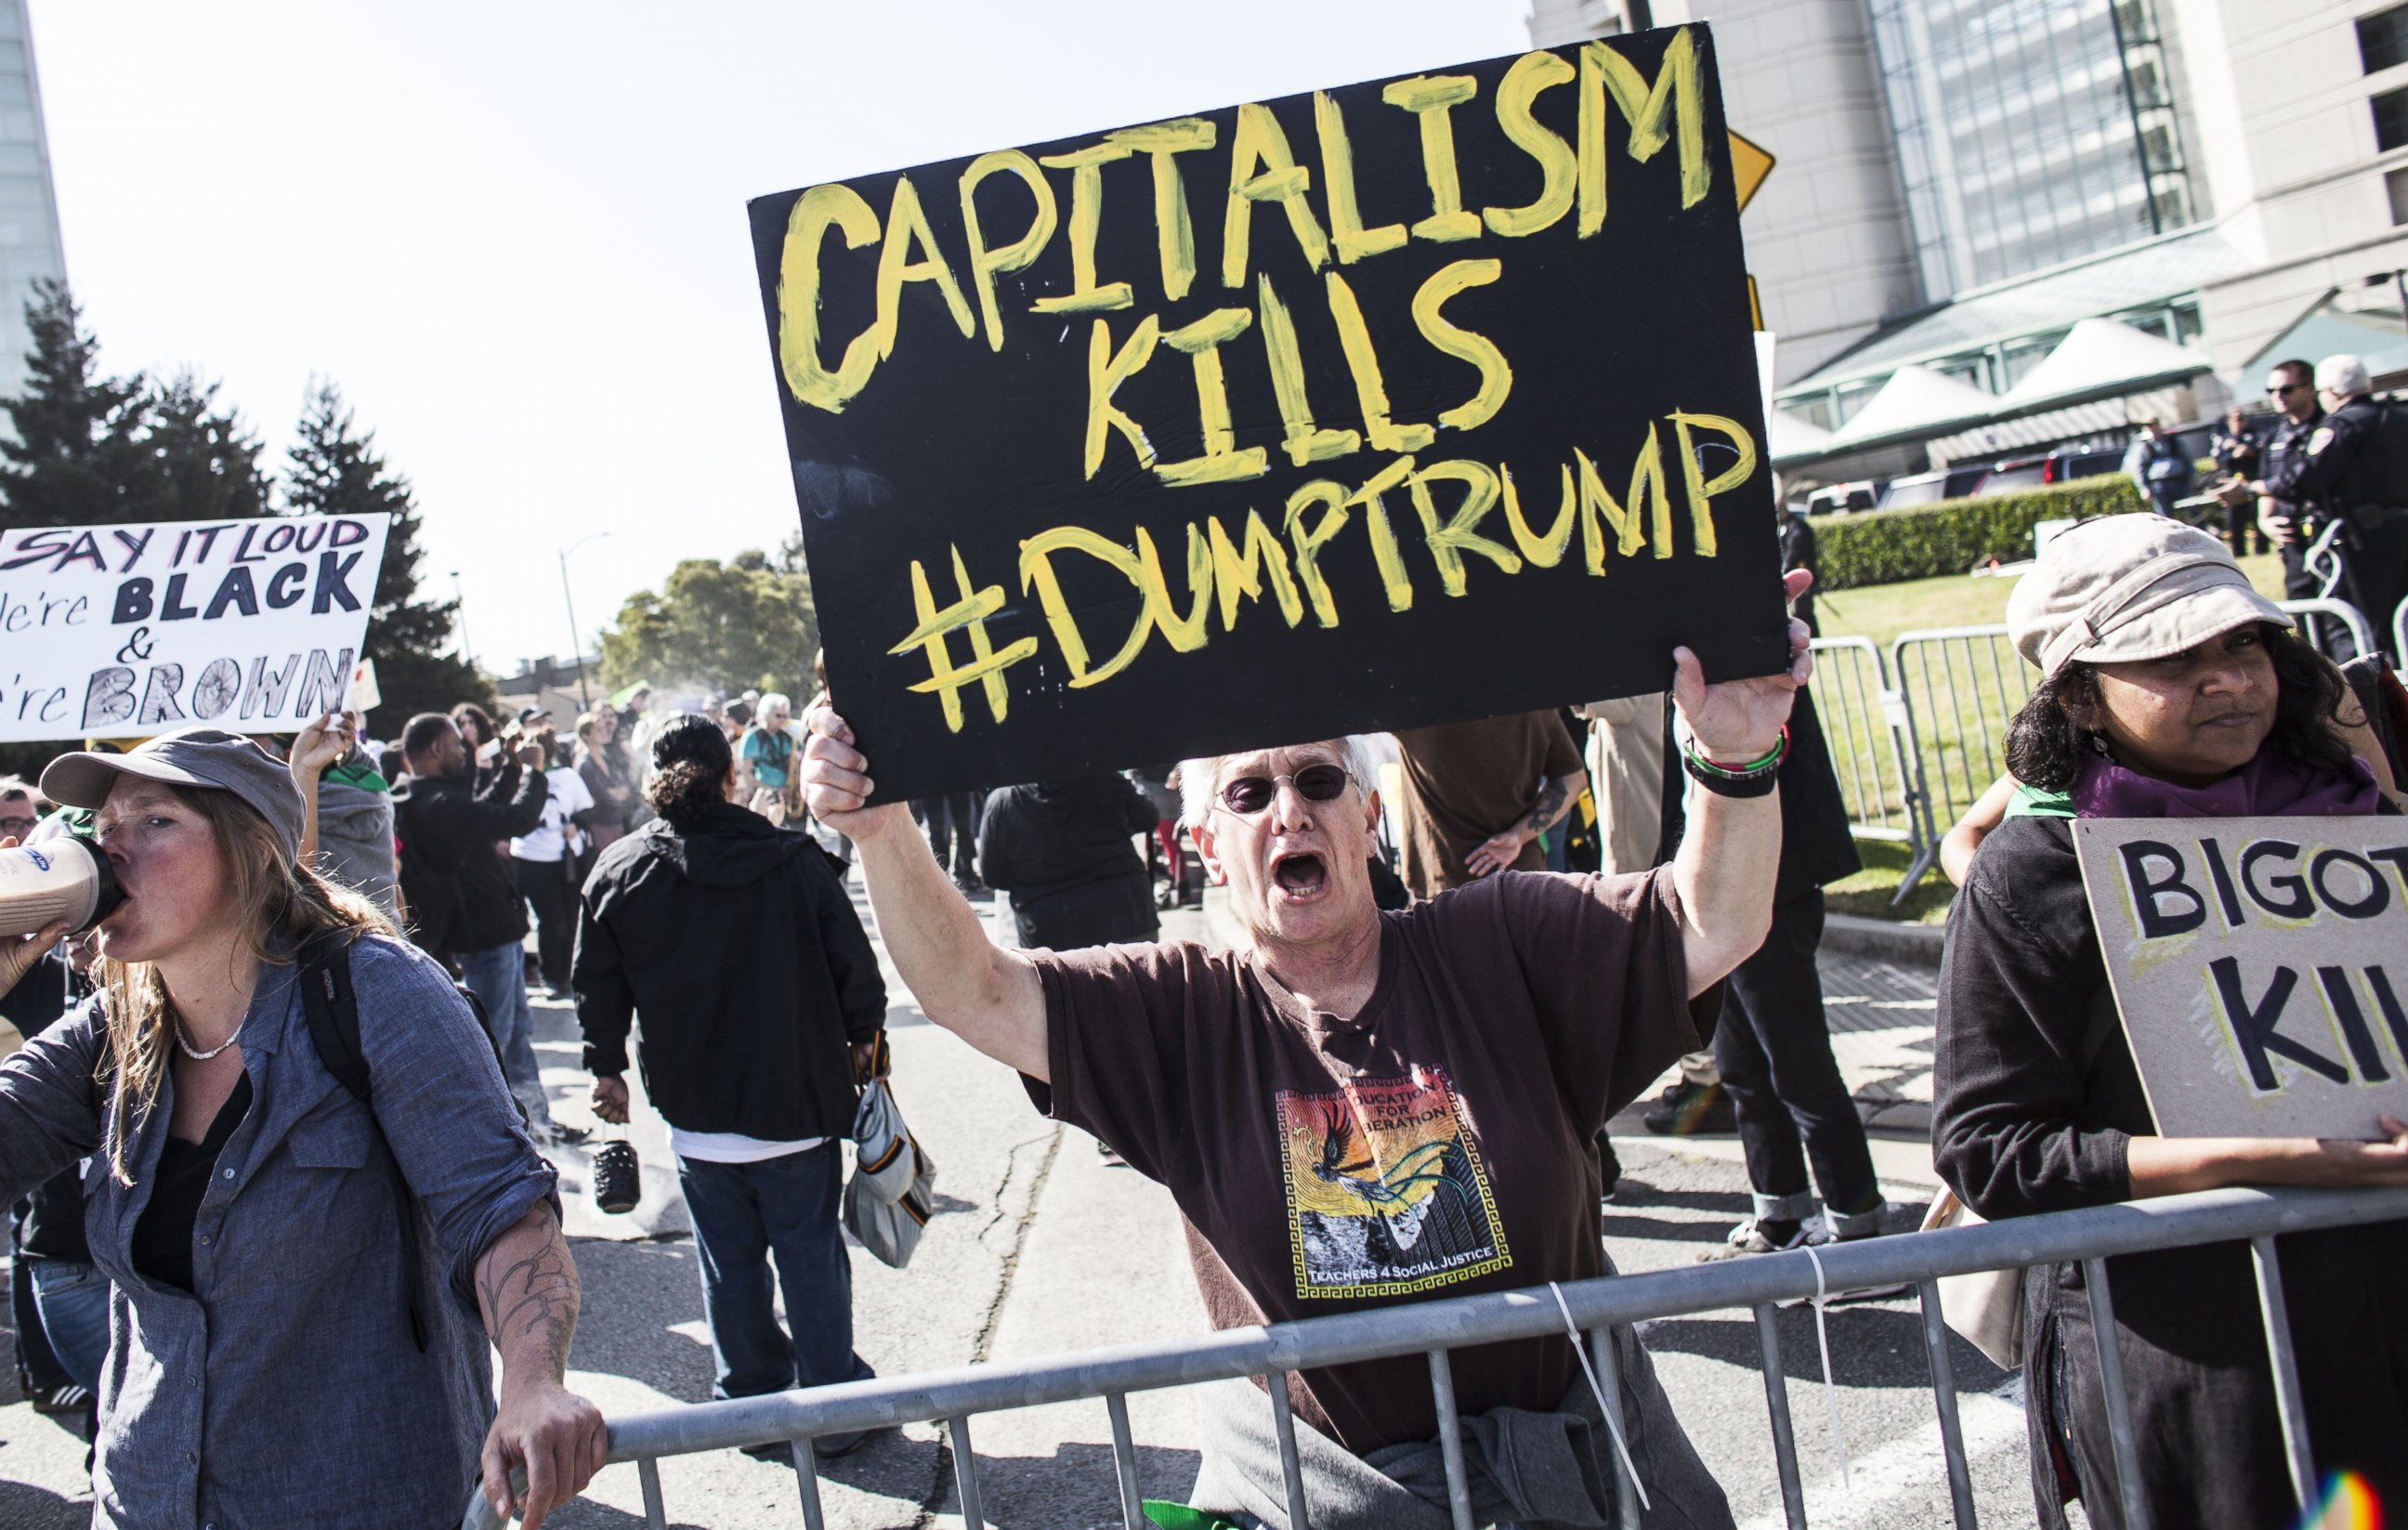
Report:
1277,1065,1509,1298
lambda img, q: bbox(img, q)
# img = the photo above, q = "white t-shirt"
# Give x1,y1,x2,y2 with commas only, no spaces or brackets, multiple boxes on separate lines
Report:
667,1128,828,1163
511,766,595,862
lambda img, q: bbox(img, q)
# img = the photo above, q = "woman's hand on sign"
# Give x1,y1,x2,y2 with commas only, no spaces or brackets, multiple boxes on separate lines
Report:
1672,569,1815,762
2127,1118,2408,1196
801,707,906,843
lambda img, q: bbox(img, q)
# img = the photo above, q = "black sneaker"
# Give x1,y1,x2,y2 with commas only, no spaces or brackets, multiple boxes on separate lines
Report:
1697,1216,1822,1261
1642,1081,1736,1137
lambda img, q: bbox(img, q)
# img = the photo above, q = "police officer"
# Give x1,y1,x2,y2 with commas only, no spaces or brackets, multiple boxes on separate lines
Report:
2254,355,2408,660
2219,359,2324,593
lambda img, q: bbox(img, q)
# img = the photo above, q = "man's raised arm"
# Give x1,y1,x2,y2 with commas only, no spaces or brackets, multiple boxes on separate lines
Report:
1662,569,1815,996
800,710,1050,1079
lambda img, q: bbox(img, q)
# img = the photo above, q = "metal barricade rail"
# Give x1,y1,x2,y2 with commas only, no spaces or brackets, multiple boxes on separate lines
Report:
1806,638,1938,906
1886,624,2031,896
465,1184,2408,1530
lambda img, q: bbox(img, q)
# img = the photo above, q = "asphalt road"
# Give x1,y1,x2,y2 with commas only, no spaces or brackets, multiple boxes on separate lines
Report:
0,886,2068,1529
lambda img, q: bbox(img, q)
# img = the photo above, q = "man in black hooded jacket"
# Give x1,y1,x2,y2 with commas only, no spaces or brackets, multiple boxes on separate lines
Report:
573,715,889,1455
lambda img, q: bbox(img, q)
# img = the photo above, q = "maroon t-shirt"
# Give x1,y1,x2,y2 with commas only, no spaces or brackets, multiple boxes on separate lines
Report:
1024,869,1700,1452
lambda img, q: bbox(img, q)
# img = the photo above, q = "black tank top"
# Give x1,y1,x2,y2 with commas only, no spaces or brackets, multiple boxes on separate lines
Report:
130,1073,253,1293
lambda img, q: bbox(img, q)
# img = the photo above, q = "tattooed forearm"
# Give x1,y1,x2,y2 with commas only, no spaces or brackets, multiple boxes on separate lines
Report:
477,1203,579,1381
1519,774,1575,836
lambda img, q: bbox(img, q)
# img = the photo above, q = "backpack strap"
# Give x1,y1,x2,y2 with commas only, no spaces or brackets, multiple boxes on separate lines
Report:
296,933,429,1353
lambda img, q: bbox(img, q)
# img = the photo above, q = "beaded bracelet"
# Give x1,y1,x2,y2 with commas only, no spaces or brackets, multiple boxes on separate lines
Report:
1681,726,1788,798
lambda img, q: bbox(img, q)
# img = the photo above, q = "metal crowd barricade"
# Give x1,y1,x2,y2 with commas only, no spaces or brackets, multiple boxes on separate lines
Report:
1886,624,2034,892
465,1184,2408,1530
2280,596,2377,662
1806,636,1939,903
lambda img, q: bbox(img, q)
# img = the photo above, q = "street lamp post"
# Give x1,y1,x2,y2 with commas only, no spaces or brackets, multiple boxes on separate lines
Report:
558,532,610,711
450,570,472,668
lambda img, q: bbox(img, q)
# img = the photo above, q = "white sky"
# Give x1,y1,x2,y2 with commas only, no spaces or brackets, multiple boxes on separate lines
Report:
29,0,1533,675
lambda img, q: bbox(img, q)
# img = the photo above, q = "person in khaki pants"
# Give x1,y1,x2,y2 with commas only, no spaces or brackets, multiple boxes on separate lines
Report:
1577,693,1732,1140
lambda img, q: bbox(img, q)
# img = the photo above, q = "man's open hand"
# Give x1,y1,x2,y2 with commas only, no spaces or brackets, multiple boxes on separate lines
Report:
1671,569,1814,761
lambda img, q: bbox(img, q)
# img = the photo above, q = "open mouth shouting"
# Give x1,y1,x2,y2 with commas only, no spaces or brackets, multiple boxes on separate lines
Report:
1270,850,1330,901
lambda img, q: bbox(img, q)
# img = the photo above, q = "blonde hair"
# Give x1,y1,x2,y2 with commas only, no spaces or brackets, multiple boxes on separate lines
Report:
95,782,393,1183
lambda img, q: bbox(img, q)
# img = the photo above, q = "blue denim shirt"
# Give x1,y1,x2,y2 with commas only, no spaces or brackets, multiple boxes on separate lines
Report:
0,935,558,1529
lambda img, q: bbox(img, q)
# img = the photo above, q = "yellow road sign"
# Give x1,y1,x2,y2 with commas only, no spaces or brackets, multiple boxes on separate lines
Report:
1729,130,1776,216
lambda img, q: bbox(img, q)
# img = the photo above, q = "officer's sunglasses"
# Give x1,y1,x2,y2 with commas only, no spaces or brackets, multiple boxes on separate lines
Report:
2266,381,2306,396
1217,764,1353,816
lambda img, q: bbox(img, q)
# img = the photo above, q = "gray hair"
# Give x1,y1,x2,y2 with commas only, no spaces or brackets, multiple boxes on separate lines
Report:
1176,736,1381,830
2317,353,2372,397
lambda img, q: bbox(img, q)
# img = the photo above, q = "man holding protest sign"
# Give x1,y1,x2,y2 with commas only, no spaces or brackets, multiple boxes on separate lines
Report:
772,25,1803,1523
803,573,1813,1525
1933,515,2408,1529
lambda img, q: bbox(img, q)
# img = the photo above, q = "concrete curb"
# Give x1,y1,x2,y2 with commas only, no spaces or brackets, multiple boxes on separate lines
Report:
1823,910,1944,968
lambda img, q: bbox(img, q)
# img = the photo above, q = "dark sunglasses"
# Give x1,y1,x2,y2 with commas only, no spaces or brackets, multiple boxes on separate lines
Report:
1217,763,1353,816
2266,382,2305,395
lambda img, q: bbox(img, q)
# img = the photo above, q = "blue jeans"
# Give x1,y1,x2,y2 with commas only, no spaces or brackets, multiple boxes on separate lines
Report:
457,942,554,1128
676,1144,872,1398
26,1257,109,1393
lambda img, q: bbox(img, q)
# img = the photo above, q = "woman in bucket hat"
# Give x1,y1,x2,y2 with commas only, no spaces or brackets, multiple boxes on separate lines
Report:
0,726,603,1528
1932,516,2408,1527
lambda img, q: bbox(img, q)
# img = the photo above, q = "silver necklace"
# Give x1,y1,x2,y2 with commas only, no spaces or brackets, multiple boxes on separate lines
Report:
174,1016,243,1062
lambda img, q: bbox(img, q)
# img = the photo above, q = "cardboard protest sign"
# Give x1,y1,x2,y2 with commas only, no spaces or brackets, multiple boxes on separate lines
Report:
749,24,1784,802
0,515,391,742
2074,817,2408,1139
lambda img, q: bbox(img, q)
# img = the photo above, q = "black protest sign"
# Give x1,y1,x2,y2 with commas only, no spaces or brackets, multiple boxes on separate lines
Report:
748,24,1782,802
2075,817,2408,1139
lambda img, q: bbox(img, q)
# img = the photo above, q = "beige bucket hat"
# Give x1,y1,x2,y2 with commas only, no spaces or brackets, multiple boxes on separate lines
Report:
2006,514,2287,679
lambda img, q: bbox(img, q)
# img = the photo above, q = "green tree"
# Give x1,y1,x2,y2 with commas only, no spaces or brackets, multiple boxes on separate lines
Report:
0,281,274,528
2,280,159,526
598,552,818,700
282,378,490,735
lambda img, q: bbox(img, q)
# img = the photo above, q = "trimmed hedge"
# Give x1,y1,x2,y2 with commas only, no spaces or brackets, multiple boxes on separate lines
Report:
1810,477,2146,590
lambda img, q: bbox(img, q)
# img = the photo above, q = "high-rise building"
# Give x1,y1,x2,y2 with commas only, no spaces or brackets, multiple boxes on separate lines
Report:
0,0,64,401
1866,0,2198,300
1535,1,2408,486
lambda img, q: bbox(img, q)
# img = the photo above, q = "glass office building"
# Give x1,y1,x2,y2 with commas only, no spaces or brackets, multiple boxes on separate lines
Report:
1868,0,2194,301
0,0,65,400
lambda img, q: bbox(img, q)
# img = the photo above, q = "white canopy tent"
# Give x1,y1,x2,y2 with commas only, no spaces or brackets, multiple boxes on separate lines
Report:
1998,318,2213,413
1823,365,2000,449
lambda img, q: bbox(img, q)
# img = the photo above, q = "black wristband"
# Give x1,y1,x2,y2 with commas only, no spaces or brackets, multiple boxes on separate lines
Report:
1682,752,1781,797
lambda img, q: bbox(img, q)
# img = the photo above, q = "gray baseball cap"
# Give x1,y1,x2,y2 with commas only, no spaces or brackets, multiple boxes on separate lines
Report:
41,726,307,860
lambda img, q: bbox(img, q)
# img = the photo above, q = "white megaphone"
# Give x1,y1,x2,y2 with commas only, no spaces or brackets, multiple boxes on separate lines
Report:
0,820,123,938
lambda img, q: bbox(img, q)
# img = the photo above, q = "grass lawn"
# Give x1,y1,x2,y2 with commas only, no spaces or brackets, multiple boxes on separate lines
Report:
1813,552,2287,651
1805,553,2288,922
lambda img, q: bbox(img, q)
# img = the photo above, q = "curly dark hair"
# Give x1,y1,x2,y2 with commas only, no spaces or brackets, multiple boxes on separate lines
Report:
644,758,729,829
2004,621,2353,791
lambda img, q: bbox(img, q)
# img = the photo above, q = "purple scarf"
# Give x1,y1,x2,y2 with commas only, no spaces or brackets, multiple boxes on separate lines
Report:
2071,747,2382,819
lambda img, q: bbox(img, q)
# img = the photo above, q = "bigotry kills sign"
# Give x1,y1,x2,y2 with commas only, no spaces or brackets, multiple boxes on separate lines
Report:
2075,817,2408,1139
749,25,1786,801
0,515,391,743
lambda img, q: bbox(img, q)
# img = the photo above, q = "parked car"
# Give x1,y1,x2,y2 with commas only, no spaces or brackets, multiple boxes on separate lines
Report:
1878,465,1990,508
1970,446,2127,497
1804,479,1885,516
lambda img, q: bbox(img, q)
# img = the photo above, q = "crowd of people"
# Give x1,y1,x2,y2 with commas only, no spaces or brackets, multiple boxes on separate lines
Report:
2,429,2407,1525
